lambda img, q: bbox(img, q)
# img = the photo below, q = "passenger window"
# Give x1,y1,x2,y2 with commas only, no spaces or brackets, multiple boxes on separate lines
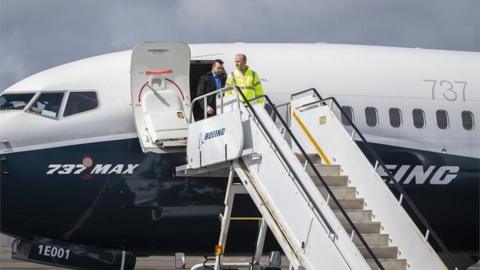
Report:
412,109,425,129
436,110,449,129
365,107,378,127
389,108,402,128
64,92,98,117
461,111,474,130
341,106,354,126
28,93,64,119
0,93,35,110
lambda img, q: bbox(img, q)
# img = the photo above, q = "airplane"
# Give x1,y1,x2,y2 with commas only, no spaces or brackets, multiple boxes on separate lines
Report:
0,42,478,269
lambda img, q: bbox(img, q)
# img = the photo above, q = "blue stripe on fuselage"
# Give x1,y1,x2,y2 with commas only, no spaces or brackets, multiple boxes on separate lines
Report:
0,139,478,265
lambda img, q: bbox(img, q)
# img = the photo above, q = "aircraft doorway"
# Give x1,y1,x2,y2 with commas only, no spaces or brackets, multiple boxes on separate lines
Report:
190,60,215,121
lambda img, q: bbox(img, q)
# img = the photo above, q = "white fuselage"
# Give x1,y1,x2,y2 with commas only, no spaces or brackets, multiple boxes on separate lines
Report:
1,43,479,159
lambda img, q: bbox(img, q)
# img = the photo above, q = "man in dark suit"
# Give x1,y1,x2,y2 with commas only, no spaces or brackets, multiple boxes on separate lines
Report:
195,59,226,120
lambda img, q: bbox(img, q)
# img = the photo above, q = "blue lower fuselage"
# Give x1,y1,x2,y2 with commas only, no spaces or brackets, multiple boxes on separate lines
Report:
0,138,478,265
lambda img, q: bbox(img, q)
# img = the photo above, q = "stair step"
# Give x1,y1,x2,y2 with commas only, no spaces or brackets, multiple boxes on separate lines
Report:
319,186,357,199
334,209,372,223
295,153,323,164
366,259,407,270
341,221,381,234
313,175,349,187
358,246,398,259
353,234,390,246
329,198,364,210
306,164,341,177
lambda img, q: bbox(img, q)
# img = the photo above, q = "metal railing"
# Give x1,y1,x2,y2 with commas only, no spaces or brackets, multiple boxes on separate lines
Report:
291,88,462,270
190,86,235,122
240,89,385,270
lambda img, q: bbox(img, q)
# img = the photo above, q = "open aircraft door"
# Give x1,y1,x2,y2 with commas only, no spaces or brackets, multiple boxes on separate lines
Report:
131,42,191,153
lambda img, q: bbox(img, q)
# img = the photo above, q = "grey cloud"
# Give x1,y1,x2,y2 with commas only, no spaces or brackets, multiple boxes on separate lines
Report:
0,0,478,91
0,0,119,89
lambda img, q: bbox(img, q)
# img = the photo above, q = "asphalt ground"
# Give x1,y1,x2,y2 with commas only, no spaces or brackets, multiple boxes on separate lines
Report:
0,247,289,270
0,246,478,270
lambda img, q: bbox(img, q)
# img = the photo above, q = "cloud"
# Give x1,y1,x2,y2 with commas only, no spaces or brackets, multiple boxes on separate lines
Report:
0,0,478,90
0,0,118,90
0,29,28,89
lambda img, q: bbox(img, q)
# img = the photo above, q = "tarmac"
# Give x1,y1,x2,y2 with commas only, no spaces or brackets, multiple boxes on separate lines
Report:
0,246,289,270
0,246,478,270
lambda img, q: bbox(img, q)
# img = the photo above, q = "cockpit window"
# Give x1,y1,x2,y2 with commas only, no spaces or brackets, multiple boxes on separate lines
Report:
28,93,64,119
63,91,98,117
0,93,35,110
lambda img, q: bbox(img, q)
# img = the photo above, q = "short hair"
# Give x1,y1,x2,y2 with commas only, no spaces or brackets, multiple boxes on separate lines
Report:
236,53,247,62
213,59,224,65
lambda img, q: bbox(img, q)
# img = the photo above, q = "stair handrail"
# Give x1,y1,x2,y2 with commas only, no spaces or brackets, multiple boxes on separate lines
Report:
292,88,462,270
190,86,235,122
243,89,385,270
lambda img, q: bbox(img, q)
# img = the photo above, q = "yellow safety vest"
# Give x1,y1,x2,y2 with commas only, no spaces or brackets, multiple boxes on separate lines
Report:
225,67,264,105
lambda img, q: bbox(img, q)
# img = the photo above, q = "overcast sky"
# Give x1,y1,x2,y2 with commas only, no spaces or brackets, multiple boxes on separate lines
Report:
0,0,479,91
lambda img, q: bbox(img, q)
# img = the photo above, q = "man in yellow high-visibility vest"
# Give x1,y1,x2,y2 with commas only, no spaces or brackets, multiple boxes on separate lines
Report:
225,54,264,105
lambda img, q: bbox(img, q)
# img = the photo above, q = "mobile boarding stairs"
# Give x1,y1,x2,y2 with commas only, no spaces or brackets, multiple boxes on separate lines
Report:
174,87,463,270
